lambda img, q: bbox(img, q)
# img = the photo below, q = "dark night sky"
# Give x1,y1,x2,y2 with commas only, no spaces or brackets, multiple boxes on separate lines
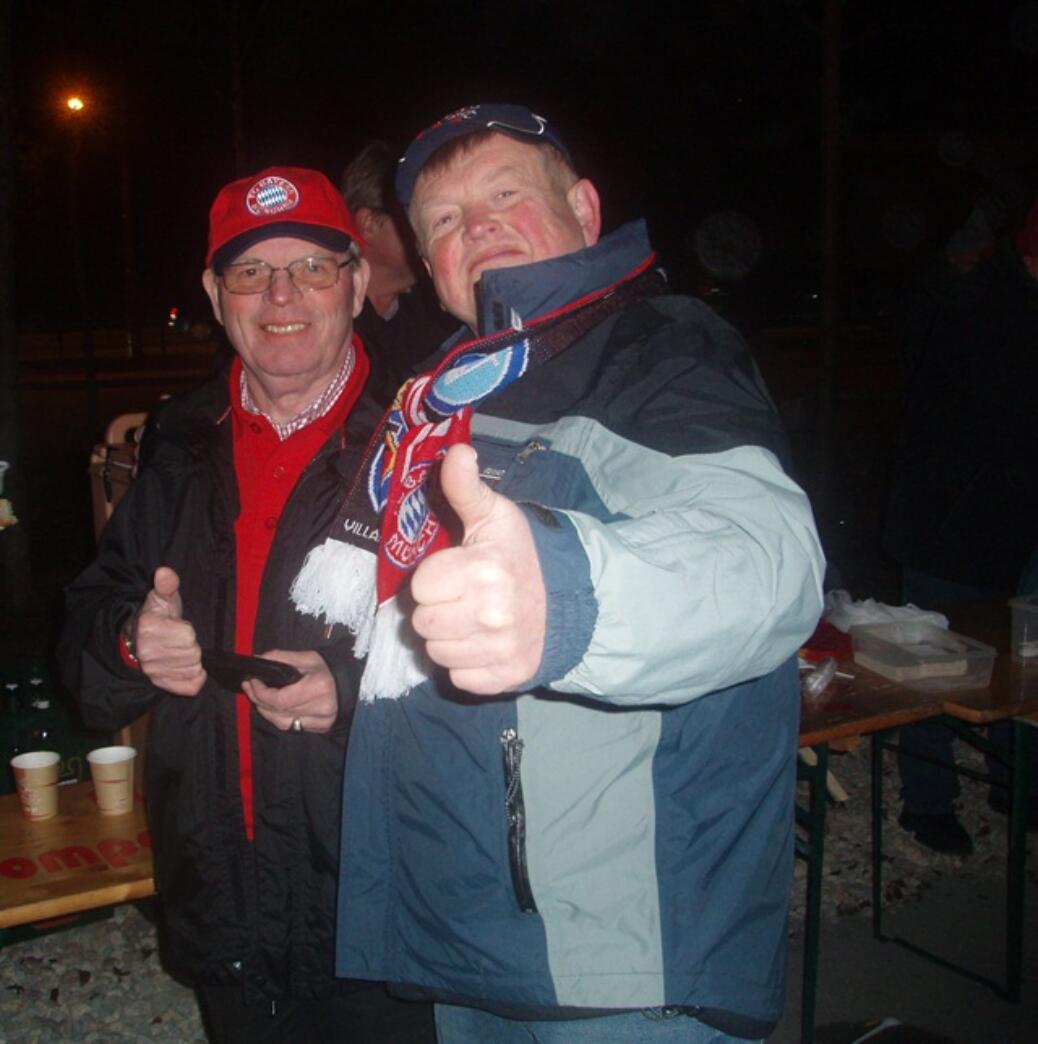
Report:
12,0,1038,333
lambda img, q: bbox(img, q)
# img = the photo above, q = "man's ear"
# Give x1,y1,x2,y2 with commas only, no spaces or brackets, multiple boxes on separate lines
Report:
355,206,384,241
350,258,372,318
567,178,602,248
201,269,224,325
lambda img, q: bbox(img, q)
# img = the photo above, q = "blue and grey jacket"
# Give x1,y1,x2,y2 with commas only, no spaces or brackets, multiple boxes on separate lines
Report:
334,222,825,1036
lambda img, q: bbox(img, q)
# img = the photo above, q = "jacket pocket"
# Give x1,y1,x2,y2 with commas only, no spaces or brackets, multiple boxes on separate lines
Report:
500,727,538,914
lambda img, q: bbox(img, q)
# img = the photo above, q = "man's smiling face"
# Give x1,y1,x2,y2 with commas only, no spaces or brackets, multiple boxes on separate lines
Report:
202,235,368,410
411,135,600,330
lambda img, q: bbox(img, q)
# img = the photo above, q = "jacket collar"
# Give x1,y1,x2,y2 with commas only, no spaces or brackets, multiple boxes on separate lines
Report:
471,220,653,337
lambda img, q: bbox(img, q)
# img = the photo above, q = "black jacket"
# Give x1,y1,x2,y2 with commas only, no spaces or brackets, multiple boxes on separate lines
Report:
355,278,456,406
884,242,1038,590
59,372,378,1003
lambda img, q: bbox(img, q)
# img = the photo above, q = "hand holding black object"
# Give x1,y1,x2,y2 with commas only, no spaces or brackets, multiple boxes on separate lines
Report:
201,650,303,690
241,650,338,734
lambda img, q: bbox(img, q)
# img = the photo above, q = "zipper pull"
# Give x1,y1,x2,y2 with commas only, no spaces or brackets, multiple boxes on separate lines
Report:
517,440,546,464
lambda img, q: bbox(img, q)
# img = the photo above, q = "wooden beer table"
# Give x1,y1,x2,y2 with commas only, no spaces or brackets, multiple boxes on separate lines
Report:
0,780,154,930
795,666,946,1044
869,601,1038,1006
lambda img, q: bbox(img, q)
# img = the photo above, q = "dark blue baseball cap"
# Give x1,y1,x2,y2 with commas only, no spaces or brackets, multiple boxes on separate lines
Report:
395,104,573,208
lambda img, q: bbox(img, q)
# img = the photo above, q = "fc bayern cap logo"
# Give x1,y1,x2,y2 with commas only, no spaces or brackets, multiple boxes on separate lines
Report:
246,176,300,216
206,166,362,270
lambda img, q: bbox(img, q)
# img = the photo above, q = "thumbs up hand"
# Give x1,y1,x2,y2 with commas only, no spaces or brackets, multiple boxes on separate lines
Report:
131,566,207,696
411,444,547,696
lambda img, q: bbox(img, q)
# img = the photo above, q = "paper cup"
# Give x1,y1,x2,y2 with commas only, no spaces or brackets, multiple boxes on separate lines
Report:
11,750,61,821
1009,595,1038,665
87,745,137,816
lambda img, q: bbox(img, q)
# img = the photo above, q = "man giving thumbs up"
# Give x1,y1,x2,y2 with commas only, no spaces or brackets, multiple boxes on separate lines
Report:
333,105,825,1044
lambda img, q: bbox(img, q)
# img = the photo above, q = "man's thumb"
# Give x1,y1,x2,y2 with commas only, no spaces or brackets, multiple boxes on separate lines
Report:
152,566,182,610
439,444,494,535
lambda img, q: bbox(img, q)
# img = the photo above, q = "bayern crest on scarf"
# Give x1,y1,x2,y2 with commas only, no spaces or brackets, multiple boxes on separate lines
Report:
290,340,531,701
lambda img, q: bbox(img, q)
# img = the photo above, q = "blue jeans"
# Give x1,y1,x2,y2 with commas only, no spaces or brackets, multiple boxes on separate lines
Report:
434,1005,761,1043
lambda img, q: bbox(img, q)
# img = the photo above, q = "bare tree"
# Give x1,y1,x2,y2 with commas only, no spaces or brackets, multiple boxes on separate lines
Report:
0,0,31,623
212,0,274,175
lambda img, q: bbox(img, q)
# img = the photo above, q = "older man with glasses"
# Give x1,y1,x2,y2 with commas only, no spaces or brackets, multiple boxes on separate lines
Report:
60,167,435,1043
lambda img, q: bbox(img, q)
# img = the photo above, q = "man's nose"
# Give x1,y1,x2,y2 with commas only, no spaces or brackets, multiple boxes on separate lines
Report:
463,206,499,239
266,267,299,303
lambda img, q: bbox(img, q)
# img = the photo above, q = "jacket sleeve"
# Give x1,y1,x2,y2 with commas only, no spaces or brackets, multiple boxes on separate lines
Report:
315,642,363,733
515,299,825,705
524,438,824,705
59,465,169,731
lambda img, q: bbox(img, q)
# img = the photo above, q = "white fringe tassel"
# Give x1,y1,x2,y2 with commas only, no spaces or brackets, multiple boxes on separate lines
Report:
291,538,430,701
290,538,378,654
359,597,432,702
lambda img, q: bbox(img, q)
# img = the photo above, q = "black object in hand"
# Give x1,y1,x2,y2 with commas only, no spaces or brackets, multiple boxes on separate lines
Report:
202,650,303,690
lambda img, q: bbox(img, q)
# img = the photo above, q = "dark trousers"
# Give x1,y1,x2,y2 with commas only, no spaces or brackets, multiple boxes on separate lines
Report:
898,568,1037,813
196,981,437,1044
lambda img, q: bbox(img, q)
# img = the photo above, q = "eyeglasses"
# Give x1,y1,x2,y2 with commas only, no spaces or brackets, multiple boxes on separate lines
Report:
220,255,352,294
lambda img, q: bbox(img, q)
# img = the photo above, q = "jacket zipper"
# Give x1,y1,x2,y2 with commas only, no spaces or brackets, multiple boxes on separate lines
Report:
501,727,538,914
517,439,547,464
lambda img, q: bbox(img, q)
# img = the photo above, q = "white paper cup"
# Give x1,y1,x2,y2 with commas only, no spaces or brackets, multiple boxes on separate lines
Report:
1009,596,1038,665
87,745,137,815
11,750,61,821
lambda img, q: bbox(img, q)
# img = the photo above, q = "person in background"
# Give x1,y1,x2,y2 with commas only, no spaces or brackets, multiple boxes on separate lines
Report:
60,167,434,1044
885,190,1038,856
342,140,455,404
296,104,824,1042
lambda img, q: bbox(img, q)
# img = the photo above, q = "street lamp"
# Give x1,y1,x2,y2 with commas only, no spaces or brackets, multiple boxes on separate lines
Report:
60,90,139,363
61,89,99,430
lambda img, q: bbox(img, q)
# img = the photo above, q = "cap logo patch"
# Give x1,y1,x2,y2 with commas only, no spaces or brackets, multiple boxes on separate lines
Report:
444,105,480,124
415,105,479,142
245,176,300,216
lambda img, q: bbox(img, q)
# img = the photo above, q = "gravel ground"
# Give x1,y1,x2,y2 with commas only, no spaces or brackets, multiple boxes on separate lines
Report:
1,736,1031,1044
790,732,1036,933
0,903,204,1043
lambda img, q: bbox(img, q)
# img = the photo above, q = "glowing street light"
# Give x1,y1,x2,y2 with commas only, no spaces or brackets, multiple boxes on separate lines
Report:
60,89,99,421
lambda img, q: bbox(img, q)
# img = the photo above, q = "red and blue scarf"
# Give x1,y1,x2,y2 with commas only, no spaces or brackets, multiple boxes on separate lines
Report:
290,256,663,699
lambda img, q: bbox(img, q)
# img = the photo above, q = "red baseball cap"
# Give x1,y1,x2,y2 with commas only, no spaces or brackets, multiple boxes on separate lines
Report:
206,166,363,271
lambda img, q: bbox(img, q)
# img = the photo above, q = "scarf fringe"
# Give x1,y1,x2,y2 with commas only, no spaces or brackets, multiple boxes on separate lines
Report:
290,540,429,700
289,538,377,654
358,596,432,702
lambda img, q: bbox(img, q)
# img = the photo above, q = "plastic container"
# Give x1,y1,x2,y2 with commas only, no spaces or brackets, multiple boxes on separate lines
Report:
850,621,995,692
801,657,837,704
1008,595,1038,665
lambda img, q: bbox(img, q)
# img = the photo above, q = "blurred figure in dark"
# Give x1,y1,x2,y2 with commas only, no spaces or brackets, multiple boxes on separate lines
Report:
884,192,1038,855
342,141,454,404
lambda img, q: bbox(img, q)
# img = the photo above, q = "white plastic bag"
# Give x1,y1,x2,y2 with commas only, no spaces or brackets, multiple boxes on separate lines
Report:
823,588,948,634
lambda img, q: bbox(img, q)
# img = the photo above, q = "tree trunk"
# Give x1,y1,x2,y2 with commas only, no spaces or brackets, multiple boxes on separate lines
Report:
0,0,32,624
230,0,246,176
816,0,842,507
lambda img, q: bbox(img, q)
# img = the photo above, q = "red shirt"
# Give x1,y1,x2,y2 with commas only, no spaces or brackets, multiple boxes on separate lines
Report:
227,344,368,839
